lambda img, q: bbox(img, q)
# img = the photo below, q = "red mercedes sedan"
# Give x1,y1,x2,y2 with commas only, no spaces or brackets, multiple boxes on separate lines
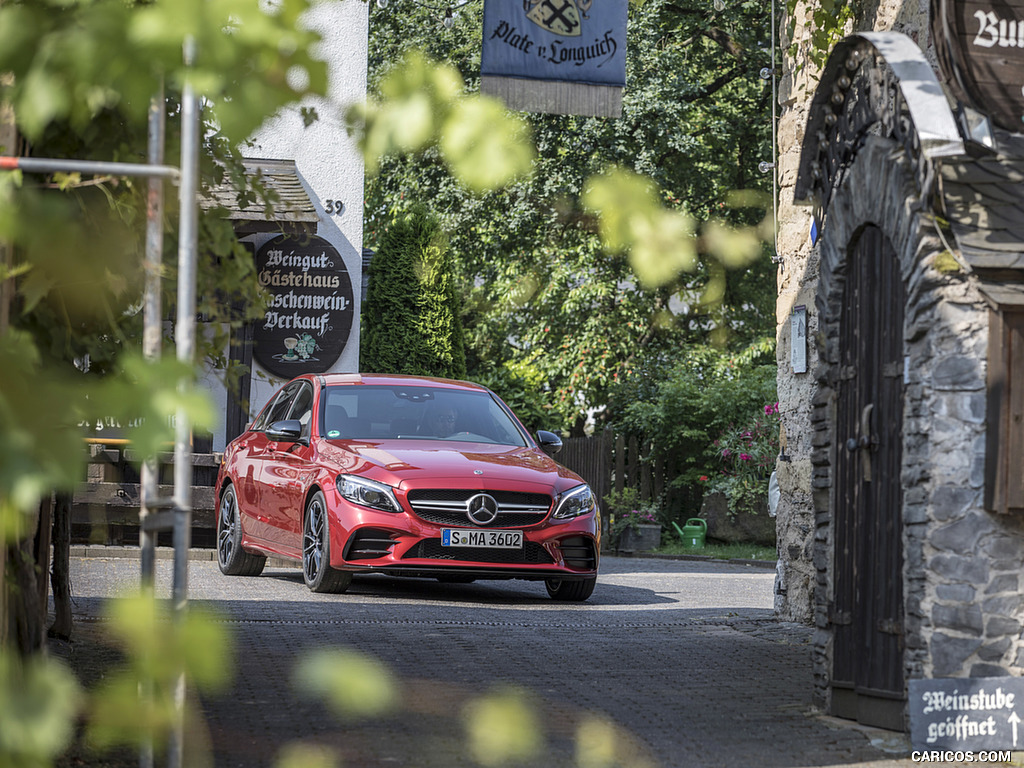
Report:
215,374,600,600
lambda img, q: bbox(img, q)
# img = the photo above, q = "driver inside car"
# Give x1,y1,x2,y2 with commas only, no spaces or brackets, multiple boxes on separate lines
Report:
421,405,459,437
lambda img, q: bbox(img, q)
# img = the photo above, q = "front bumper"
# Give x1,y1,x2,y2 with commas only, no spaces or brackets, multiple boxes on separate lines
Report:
326,486,599,580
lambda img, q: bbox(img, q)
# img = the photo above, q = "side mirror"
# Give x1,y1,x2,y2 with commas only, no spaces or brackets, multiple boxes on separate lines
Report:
536,430,563,455
267,419,304,444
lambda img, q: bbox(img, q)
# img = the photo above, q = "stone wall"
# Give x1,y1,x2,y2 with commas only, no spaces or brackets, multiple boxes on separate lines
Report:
774,0,932,624
778,2,1024,708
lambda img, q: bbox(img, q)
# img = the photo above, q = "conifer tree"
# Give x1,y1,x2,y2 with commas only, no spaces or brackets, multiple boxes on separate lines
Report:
361,205,466,379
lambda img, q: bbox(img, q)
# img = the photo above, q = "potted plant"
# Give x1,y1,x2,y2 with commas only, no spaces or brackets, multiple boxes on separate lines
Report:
610,506,662,553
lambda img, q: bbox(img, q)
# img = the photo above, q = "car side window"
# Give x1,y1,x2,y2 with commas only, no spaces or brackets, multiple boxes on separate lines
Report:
256,383,300,432
288,383,314,437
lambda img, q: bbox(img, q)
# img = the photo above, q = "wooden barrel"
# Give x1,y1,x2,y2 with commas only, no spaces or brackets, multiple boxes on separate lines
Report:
932,0,1024,131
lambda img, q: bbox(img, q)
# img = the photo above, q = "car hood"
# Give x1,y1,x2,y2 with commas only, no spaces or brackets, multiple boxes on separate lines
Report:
317,438,582,493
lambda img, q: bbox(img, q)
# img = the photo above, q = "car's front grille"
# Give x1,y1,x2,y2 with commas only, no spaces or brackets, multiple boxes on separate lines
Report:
558,535,597,570
402,539,554,565
407,489,552,528
343,528,397,560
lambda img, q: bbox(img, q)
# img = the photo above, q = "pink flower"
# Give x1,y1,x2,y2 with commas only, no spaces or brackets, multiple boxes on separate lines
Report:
739,454,752,461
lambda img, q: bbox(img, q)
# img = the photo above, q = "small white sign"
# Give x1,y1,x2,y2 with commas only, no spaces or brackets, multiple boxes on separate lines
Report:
791,305,807,374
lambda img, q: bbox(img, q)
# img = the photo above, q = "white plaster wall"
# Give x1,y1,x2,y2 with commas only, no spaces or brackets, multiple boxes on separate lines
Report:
211,0,369,448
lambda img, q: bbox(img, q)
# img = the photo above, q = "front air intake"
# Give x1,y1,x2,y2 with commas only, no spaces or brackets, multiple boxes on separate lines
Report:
344,528,397,560
558,535,597,570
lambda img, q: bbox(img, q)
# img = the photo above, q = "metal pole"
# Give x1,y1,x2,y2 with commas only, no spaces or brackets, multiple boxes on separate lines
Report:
0,155,179,178
168,36,199,768
140,84,166,590
138,82,165,768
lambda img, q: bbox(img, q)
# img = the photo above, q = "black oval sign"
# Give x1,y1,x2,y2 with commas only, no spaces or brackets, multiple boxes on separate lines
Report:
933,0,1024,131
253,234,354,378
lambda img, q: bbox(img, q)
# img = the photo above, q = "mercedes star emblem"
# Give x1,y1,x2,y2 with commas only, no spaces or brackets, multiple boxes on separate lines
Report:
466,493,500,525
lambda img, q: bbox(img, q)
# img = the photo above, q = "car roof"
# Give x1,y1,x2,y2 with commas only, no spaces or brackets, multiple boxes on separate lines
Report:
316,373,491,393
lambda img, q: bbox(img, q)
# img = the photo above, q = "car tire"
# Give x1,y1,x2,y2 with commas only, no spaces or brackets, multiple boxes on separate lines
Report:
545,577,596,602
303,490,352,594
217,485,266,577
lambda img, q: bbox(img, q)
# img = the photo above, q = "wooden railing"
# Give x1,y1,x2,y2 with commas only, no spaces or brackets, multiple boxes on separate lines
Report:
73,442,220,547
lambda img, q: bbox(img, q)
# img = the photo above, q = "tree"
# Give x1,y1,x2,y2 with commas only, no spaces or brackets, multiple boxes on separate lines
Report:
361,204,466,378
364,0,777,433
0,0,326,654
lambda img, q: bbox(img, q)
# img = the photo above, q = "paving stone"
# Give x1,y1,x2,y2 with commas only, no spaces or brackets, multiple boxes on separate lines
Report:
53,551,1001,768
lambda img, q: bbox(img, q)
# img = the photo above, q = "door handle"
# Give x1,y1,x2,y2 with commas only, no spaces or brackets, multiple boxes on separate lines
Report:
844,404,875,483
860,403,874,483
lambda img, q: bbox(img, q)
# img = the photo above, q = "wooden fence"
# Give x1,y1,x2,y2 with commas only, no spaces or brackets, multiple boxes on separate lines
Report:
558,429,690,537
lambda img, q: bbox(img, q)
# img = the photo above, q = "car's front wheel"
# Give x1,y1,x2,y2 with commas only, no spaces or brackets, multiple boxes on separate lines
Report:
217,485,266,577
302,491,352,594
545,577,596,602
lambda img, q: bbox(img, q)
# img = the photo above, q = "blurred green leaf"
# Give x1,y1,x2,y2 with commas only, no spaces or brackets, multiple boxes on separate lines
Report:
87,595,233,751
463,685,542,766
275,742,341,768
353,51,533,193
293,648,397,719
583,167,697,287
0,650,83,767
441,97,534,191
575,715,658,768
702,219,762,269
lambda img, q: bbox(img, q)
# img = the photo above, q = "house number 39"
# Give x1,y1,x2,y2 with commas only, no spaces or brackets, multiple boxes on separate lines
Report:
324,199,344,215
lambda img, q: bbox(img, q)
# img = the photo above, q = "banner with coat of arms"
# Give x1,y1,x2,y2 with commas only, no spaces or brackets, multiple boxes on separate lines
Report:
480,0,628,118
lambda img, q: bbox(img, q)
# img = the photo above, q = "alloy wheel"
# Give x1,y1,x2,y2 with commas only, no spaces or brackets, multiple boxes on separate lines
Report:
218,488,238,568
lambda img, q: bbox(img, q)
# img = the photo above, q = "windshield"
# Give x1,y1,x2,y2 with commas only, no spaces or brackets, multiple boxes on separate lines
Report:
319,385,529,447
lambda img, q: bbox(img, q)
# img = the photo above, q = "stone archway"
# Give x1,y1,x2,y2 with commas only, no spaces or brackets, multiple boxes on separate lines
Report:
794,32,971,728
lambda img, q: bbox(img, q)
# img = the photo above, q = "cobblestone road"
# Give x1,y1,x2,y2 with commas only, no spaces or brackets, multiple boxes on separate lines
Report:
60,550,991,768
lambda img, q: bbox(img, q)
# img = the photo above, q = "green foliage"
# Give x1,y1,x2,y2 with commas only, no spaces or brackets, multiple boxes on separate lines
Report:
603,486,661,542
363,0,777,431
610,508,660,541
0,0,303,535
350,49,535,192
786,0,855,70
607,343,777,514
705,402,780,516
360,205,467,378
86,595,233,752
0,0,326,144
275,742,340,768
0,337,212,540
583,167,697,288
0,651,82,767
293,648,397,720
463,685,543,767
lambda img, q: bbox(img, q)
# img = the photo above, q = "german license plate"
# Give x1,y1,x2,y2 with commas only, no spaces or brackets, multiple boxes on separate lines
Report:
442,529,523,548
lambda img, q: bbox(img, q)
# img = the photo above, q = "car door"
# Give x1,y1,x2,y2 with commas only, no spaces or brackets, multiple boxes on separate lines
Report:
238,382,302,543
260,380,315,554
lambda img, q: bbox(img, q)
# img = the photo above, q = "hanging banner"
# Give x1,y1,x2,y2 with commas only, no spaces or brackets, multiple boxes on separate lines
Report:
480,0,627,118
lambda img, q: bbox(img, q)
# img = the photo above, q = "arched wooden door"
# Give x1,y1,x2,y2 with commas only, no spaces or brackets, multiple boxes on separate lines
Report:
830,224,907,730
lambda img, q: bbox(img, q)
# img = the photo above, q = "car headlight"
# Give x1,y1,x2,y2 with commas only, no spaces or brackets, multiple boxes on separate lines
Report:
552,484,596,521
336,475,402,513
